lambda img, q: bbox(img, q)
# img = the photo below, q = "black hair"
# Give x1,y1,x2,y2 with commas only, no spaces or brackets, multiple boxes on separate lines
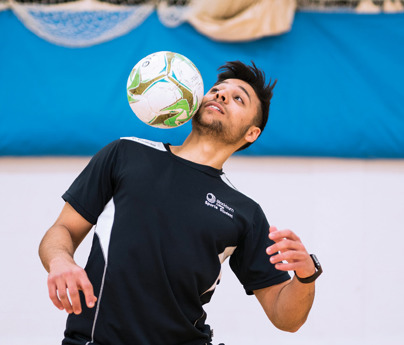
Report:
215,61,276,151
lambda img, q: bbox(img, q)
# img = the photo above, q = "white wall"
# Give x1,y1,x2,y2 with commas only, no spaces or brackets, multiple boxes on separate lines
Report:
0,157,403,345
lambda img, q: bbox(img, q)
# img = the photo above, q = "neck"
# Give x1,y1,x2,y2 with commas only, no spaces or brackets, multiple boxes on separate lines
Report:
170,131,236,170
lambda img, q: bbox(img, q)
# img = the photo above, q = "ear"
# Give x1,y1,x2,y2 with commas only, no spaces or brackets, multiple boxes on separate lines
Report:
244,126,261,144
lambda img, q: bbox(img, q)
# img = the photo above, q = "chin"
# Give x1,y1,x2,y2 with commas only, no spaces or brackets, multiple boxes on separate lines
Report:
192,111,224,135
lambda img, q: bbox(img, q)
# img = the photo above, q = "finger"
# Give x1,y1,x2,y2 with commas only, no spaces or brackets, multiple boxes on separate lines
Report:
78,273,97,309
273,255,316,276
66,276,82,315
269,251,307,265
273,260,310,272
55,279,74,314
275,239,305,253
273,262,297,272
266,239,303,256
47,279,64,310
269,229,301,243
269,225,278,235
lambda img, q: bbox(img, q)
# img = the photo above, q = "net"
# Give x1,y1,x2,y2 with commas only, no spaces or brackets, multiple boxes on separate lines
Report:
8,0,156,47
2,0,195,47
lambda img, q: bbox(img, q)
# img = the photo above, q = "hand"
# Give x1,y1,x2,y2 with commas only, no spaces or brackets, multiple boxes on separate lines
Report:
47,257,97,314
266,226,315,279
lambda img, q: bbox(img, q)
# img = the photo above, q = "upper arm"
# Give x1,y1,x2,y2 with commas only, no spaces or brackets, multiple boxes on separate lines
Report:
53,202,94,250
253,280,291,322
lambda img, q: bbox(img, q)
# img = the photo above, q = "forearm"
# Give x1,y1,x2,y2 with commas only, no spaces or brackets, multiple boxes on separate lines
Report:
39,225,76,273
259,226,319,332
39,203,96,314
271,277,315,332
39,224,97,314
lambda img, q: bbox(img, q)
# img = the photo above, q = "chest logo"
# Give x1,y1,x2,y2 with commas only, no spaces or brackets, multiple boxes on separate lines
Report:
205,193,234,219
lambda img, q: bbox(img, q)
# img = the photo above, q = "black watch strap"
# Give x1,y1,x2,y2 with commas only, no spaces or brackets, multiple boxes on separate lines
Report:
295,254,322,284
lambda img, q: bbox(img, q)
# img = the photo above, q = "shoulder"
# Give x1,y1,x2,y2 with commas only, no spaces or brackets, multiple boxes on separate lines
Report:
119,137,167,152
91,137,168,170
220,172,261,208
98,137,168,160
217,172,266,224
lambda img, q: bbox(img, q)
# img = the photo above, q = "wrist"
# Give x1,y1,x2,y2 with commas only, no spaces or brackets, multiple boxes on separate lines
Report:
48,254,75,271
295,268,316,279
295,254,322,284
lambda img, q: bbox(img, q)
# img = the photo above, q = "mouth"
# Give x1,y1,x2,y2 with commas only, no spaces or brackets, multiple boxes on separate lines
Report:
205,101,224,114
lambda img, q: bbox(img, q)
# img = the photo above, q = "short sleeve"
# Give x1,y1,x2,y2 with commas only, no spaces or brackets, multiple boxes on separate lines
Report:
229,205,291,295
62,140,120,224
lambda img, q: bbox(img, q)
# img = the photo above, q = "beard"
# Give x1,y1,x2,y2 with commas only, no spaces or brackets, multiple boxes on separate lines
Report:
192,108,250,145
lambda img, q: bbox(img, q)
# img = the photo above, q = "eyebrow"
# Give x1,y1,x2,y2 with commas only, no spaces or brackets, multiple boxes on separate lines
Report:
218,81,251,103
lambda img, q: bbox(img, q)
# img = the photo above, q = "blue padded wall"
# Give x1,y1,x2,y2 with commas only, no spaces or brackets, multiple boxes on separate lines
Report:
0,10,403,157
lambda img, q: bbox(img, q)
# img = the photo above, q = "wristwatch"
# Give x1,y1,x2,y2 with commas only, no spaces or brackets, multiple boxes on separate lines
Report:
295,254,323,284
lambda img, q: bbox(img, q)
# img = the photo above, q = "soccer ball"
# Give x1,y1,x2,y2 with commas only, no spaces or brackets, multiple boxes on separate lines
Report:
126,51,204,128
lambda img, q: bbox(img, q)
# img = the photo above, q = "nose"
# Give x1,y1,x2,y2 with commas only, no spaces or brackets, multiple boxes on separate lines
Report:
215,89,228,103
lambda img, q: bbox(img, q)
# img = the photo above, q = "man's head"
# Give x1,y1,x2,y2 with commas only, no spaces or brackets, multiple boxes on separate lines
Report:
193,61,276,152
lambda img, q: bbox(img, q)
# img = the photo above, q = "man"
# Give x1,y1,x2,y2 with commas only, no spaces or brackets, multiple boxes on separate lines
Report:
39,61,322,345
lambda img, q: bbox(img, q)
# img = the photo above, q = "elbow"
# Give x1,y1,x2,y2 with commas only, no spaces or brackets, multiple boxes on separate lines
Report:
273,317,307,333
274,324,301,333
283,324,302,333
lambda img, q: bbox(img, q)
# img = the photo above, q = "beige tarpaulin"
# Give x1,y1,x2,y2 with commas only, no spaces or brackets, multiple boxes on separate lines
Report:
188,0,297,41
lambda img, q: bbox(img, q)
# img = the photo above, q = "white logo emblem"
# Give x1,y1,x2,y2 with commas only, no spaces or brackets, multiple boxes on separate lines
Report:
206,193,216,204
204,193,235,219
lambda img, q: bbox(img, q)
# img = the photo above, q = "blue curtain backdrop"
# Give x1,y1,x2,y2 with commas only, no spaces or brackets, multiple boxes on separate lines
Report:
0,10,403,157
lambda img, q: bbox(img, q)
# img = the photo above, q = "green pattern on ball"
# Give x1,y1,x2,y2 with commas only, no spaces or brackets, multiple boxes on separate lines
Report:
148,99,191,127
126,51,203,128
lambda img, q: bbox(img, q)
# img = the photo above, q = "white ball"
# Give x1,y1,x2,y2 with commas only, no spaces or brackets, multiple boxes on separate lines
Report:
127,51,204,128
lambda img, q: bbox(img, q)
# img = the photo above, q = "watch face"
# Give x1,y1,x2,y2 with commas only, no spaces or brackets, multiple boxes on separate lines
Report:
311,254,321,269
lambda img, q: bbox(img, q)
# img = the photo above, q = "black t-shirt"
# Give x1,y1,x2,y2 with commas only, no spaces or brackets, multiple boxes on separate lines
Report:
62,137,290,345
